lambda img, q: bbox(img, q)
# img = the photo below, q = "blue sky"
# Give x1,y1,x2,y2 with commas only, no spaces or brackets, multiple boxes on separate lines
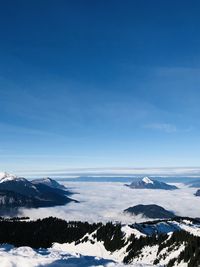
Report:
0,0,200,173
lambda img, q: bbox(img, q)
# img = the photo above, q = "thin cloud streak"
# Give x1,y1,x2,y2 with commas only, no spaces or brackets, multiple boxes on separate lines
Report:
144,123,177,133
15,167,200,178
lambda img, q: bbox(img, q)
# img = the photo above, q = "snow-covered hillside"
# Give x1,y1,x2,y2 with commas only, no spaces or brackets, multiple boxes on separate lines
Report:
0,216,199,266
50,218,200,267
0,244,152,267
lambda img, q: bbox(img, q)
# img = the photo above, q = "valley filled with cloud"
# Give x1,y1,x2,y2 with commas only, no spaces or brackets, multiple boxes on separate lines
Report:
19,181,200,223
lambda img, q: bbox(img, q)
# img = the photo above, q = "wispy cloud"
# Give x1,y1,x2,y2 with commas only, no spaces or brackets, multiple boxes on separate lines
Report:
144,123,177,133
15,167,200,178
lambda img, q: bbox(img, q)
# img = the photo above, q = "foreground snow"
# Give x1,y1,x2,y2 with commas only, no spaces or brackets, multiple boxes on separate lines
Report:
0,244,154,267
0,217,199,266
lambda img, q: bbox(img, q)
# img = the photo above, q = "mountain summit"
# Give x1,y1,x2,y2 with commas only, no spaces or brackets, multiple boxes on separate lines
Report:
32,177,66,190
126,176,178,190
124,204,176,219
142,176,154,184
0,172,20,182
0,172,76,212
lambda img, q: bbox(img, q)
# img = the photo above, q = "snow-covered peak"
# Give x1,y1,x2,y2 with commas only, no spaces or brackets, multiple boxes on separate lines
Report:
0,172,24,183
0,172,17,179
31,176,65,190
142,177,154,184
43,177,52,182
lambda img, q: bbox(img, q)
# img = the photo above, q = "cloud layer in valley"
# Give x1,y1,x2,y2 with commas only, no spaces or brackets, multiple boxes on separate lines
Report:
19,181,200,224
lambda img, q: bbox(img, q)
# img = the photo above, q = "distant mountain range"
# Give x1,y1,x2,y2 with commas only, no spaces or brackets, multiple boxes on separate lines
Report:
0,172,76,211
126,176,178,190
61,176,191,183
124,204,176,219
186,179,200,188
31,177,66,190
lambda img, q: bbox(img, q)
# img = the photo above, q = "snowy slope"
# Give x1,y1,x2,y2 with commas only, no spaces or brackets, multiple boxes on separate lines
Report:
53,218,200,267
0,244,154,267
0,217,199,266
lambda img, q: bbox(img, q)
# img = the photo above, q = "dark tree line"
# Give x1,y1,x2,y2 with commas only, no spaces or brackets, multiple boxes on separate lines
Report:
0,217,125,252
124,229,200,267
0,217,200,266
0,217,100,248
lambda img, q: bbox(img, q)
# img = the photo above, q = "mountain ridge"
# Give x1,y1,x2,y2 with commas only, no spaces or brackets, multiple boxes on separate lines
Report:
126,176,178,190
0,172,76,211
124,204,176,219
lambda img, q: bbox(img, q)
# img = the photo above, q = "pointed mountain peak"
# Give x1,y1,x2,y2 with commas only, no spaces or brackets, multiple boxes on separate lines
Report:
0,171,18,182
0,172,26,183
142,176,154,184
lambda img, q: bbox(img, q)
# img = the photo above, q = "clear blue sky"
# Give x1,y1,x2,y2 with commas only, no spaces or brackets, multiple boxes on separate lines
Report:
0,0,200,173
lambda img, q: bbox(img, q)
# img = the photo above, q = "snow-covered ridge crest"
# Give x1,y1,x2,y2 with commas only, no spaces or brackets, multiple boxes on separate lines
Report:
142,177,154,184
0,172,22,183
0,172,17,179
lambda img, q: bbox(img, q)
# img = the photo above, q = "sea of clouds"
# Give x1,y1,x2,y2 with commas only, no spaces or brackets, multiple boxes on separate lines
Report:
19,181,200,223
3,181,199,267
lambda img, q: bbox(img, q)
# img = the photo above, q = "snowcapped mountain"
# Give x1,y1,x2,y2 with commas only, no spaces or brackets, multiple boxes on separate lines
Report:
0,173,39,197
142,177,154,184
32,177,66,190
124,204,176,219
0,172,76,210
126,177,178,190
0,172,16,179
0,172,21,182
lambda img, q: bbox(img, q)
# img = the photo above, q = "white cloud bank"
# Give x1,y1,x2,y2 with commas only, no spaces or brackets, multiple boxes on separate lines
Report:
20,182,200,224
16,167,200,178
